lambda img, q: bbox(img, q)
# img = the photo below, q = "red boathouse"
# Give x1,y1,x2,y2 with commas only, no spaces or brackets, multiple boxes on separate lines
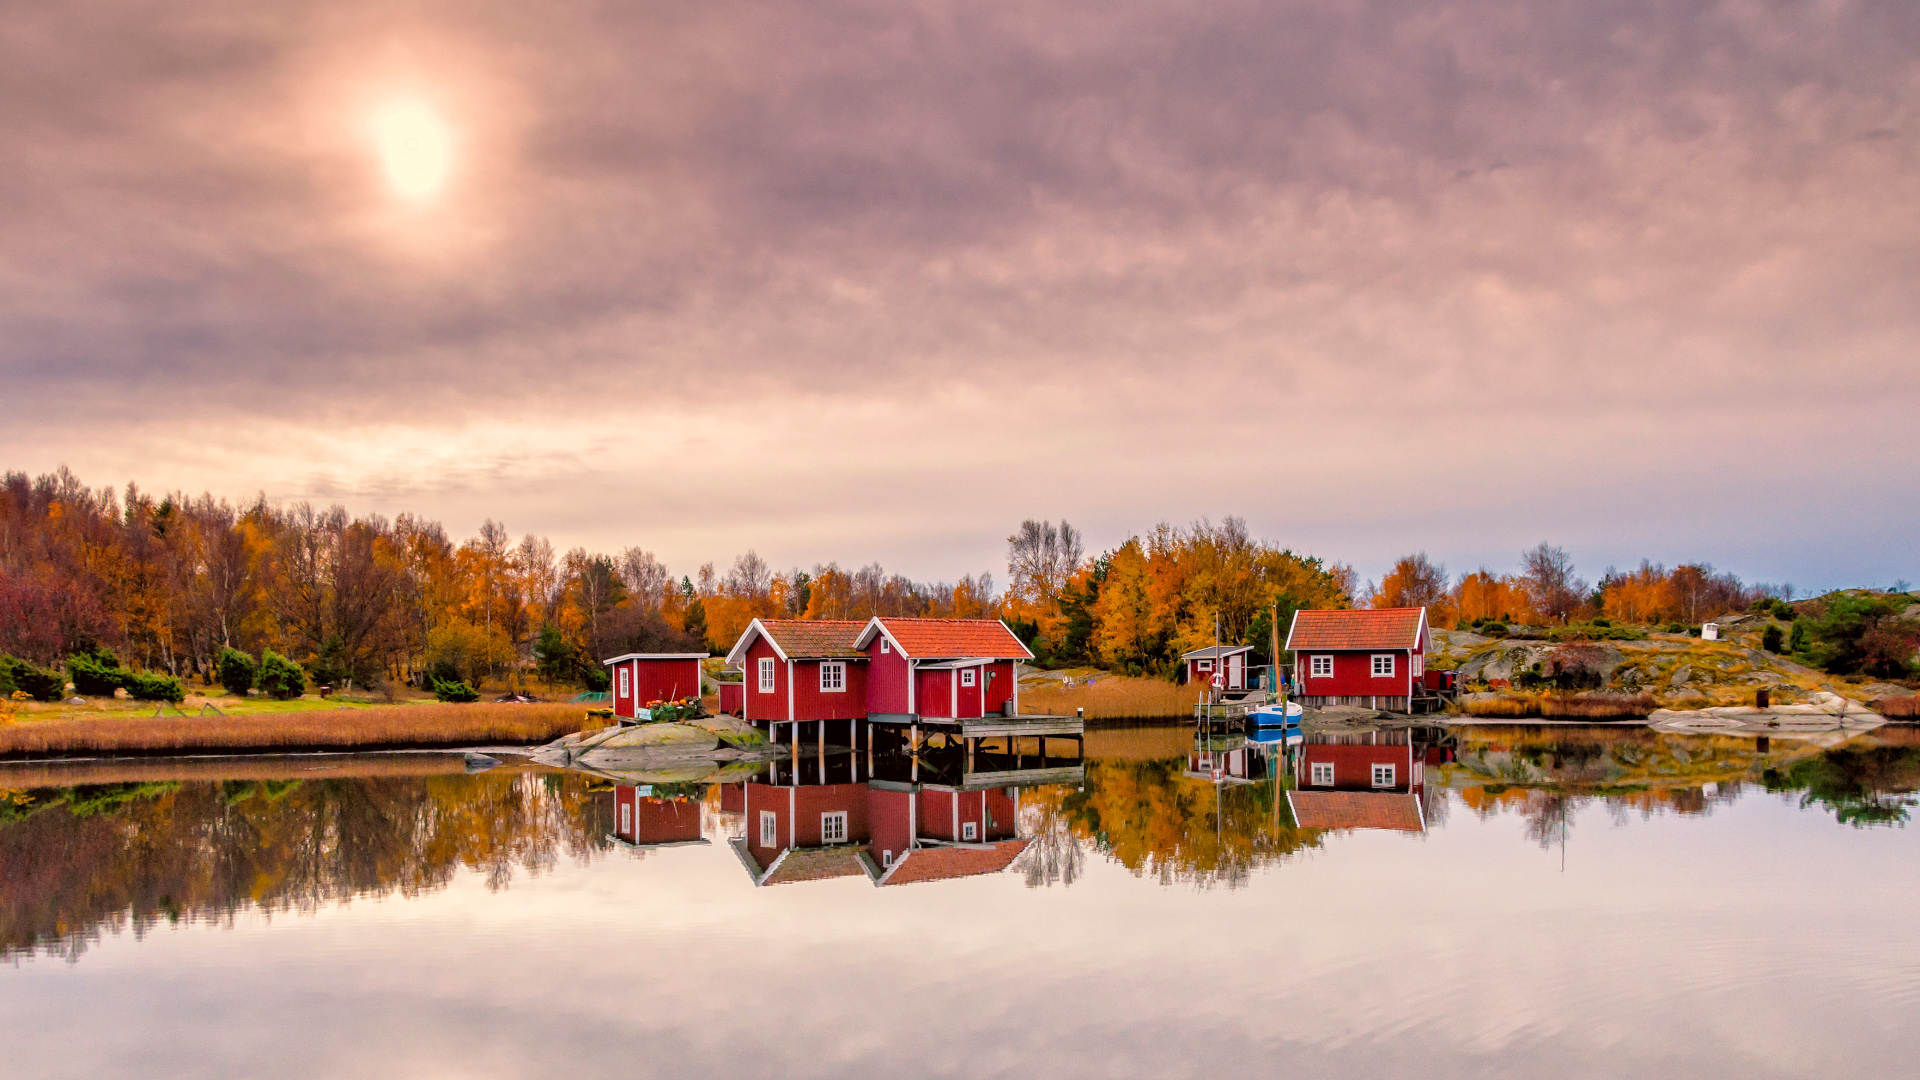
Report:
723,619,870,726
854,617,1033,720
1284,607,1429,711
1180,644,1255,691
604,653,708,720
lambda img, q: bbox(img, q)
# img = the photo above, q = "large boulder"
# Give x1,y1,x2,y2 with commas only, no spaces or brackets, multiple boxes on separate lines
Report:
1457,642,1625,686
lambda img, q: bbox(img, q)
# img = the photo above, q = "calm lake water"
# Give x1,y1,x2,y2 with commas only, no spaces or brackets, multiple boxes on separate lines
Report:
4,723,1919,1079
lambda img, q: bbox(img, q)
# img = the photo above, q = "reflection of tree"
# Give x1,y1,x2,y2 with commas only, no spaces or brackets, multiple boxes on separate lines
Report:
1054,760,1321,888
0,772,614,961
1764,745,1920,827
1016,785,1086,888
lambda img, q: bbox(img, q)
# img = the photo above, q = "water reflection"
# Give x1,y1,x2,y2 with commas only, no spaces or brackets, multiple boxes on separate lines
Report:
3,724,1918,961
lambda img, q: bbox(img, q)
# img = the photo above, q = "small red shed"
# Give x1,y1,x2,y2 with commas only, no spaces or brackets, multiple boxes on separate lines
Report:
611,785,707,848
604,652,708,720
854,617,1033,720
723,619,869,725
1180,644,1255,691
1284,607,1429,711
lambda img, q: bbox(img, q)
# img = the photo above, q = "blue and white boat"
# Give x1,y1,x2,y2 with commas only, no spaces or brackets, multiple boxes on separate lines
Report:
1248,700,1303,727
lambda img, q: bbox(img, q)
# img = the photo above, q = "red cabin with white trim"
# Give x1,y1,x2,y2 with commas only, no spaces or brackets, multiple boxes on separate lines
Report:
1285,607,1429,711
604,653,708,719
854,617,1033,720
723,619,869,724
611,785,706,848
1180,644,1254,691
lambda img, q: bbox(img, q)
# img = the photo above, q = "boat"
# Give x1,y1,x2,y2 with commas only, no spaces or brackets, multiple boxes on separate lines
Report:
1248,700,1302,727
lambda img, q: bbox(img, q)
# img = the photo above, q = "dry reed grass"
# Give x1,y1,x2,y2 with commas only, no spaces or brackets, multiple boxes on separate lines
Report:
1462,694,1540,718
1021,675,1202,720
0,753,481,788
1542,692,1656,719
1872,695,1920,718
0,702,589,758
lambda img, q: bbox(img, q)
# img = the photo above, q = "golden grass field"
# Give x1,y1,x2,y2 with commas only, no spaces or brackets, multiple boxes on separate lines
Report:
0,702,591,757
1461,692,1656,720
1020,674,1203,720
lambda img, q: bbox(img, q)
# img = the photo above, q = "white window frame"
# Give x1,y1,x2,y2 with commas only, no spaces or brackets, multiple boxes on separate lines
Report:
758,810,777,847
1310,762,1335,786
1310,655,1334,678
961,668,976,688
1197,658,1214,672
1413,654,1425,677
618,667,630,697
882,849,894,866
758,656,776,693
620,802,632,835
961,821,978,841
821,811,848,844
1371,654,1396,678
880,638,891,654
819,661,846,693
1372,763,1397,788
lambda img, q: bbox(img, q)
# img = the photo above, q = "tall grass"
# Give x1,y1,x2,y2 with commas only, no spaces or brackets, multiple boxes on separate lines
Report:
1021,675,1203,720
0,702,589,757
0,754,478,789
1461,692,1654,720
1873,695,1920,718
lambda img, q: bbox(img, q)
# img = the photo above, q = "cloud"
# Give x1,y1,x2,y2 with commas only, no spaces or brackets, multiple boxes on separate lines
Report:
1,0,1915,584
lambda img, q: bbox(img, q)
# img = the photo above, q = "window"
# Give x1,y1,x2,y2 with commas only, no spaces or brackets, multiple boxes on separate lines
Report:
821,811,848,844
883,850,894,866
758,657,776,693
618,667,630,697
1372,763,1396,788
961,821,978,841
880,638,891,654
961,668,976,687
1371,654,1396,678
619,802,632,835
1310,762,1335,786
819,662,846,692
1413,654,1425,677
1197,658,1214,672
759,810,778,847
1310,655,1334,678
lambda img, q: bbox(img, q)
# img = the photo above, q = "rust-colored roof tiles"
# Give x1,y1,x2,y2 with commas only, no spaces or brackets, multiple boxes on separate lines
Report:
758,619,868,658
1286,607,1426,651
880,840,1029,885
761,845,871,885
874,618,1033,659
1287,791,1426,833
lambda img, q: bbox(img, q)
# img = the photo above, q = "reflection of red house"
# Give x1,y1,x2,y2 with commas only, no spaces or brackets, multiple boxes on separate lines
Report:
605,653,708,720
856,617,1031,720
1285,607,1429,710
1288,730,1444,833
724,620,869,724
611,785,707,848
722,774,1028,888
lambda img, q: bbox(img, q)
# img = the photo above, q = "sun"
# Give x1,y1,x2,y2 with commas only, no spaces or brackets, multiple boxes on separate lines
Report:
371,101,452,201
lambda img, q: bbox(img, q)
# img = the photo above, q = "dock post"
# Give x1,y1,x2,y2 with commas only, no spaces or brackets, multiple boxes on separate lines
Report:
967,737,976,773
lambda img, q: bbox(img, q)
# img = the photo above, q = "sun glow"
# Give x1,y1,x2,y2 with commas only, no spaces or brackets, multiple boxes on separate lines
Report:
371,101,452,201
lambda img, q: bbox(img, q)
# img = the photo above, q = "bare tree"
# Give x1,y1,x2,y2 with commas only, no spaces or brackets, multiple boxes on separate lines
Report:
616,547,670,611
1007,519,1084,609
1521,542,1586,621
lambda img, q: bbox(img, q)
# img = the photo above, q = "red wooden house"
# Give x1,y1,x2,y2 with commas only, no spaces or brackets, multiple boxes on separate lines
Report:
854,617,1033,720
1180,644,1255,691
1286,729,1441,833
723,619,869,725
1284,607,1430,710
611,784,707,848
725,777,873,886
604,653,708,720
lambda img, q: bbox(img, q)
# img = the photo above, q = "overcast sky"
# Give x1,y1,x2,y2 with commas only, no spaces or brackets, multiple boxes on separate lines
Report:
3,0,1915,592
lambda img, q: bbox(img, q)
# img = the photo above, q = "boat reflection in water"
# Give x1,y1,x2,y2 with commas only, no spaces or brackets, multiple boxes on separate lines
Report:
609,735,1085,888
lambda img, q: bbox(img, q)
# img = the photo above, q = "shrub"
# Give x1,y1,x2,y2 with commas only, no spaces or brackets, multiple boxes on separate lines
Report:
1761,624,1785,653
216,647,258,696
431,676,481,703
126,671,186,703
1665,622,1685,633
257,650,306,700
1591,617,1612,628
66,648,130,696
1479,622,1508,636
0,655,66,702
581,664,611,693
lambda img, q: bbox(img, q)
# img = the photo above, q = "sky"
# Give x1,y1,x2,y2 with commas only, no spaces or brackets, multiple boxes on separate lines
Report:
3,0,1916,592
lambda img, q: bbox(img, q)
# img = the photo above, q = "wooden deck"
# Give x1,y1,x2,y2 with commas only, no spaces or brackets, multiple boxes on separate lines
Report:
867,712,1085,738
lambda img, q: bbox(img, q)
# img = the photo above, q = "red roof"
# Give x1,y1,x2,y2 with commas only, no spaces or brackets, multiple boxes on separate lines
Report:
742,619,868,659
878,840,1029,885
859,618,1033,659
759,845,871,885
1285,607,1425,651
1287,791,1425,832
